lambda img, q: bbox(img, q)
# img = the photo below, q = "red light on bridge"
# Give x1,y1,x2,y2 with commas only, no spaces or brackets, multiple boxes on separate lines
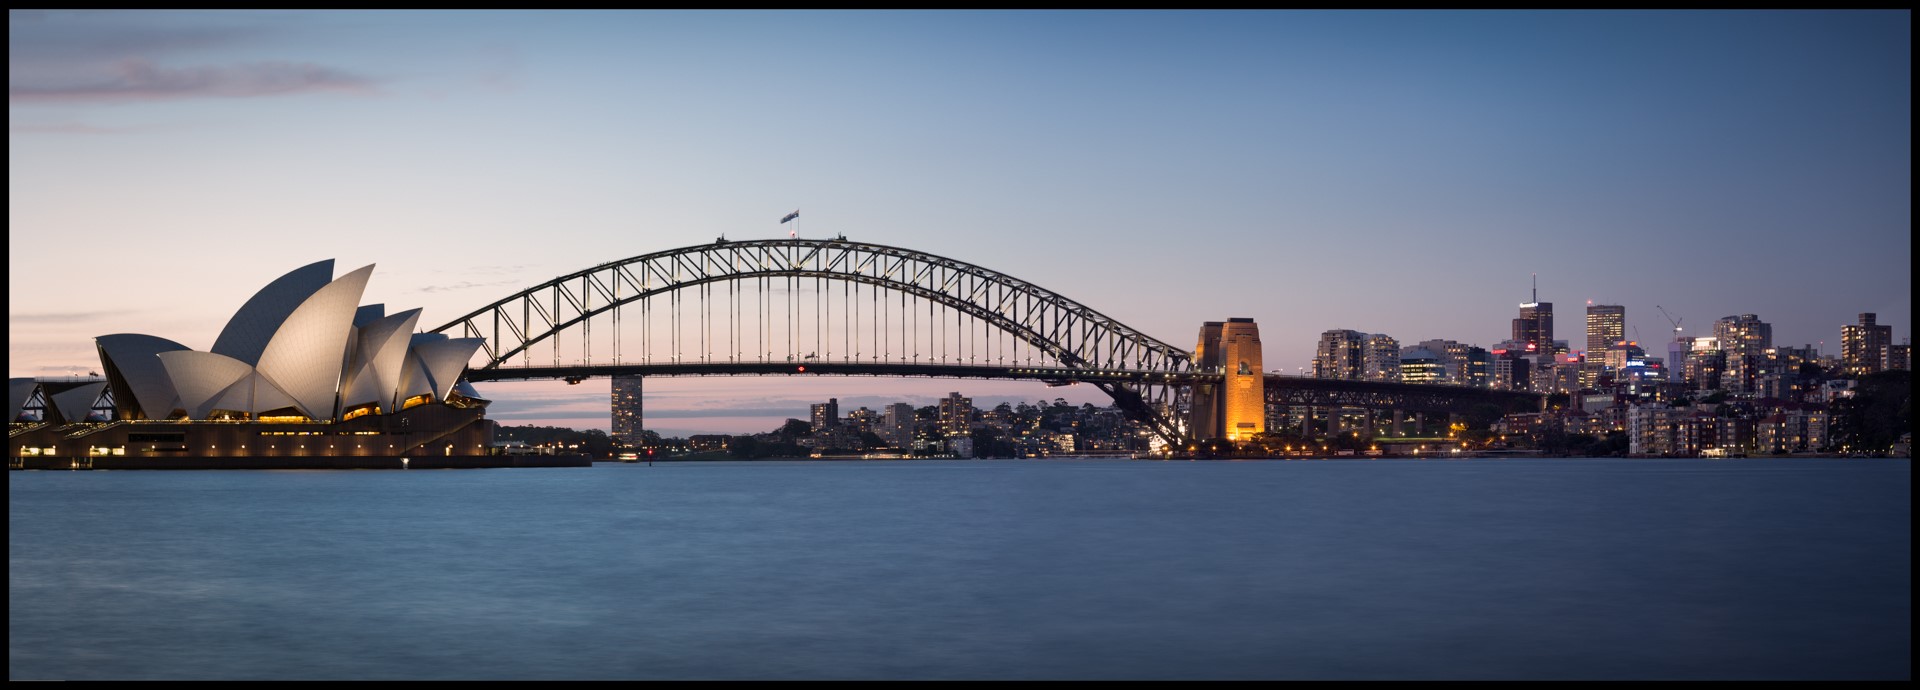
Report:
797,365,806,373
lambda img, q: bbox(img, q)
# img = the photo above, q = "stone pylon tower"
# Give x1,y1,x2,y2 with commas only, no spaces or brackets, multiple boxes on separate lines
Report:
1191,318,1264,441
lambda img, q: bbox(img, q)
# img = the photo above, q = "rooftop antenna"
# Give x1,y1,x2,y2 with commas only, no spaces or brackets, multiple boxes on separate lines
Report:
1531,273,1537,303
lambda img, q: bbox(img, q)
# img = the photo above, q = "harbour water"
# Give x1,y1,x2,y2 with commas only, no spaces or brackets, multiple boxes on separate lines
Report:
8,458,1910,680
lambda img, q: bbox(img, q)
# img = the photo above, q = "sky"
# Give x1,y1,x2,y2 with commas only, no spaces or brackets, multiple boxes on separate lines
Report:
9,10,1911,436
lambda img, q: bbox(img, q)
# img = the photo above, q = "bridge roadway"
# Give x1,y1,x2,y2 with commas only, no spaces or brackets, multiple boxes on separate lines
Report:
465,363,1542,416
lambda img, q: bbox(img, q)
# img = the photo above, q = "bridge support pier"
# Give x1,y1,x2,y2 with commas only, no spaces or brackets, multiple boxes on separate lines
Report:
1390,409,1403,437
1415,412,1426,436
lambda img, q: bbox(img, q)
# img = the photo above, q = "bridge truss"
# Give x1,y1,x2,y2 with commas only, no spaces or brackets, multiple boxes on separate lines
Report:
432,238,1197,443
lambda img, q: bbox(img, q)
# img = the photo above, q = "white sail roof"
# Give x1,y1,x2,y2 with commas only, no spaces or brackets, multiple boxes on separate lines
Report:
157,351,255,420
210,260,334,367
96,333,191,420
254,265,373,420
51,382,108,424
341,308,421,411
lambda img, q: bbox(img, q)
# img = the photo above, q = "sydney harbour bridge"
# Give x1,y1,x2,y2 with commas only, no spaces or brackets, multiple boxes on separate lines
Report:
430,238,1540,447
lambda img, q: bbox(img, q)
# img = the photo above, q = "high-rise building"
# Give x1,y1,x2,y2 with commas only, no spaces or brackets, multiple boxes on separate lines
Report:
810,397,839,433
1316,329,1398,381
611,375,644,446
1586,304,1626,358
1314,329,1366,380
1884,342,1911,372
1192,318,1265,441
1714,315,1772,394
1363,333,1400,382
1512,280,1554,353
938,392,972,437
880,402,915,447
1841,313,1893,377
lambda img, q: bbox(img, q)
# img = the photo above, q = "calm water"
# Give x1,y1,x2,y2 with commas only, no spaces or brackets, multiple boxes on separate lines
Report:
9,458,1911,680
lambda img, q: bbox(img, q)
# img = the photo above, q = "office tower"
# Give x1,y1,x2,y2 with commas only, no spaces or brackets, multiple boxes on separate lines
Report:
1587,304,1625,358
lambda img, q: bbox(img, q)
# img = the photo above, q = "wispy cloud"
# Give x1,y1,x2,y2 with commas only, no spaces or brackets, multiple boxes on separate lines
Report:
10,310,133,324
415,278,523,294
8,120,123,134
10,59,375,104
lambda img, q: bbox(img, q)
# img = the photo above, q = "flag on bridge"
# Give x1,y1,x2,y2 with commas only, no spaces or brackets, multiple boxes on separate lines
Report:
780,210,799,224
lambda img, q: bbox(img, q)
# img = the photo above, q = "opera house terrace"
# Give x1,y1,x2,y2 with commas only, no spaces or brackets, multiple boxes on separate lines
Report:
10,260,585,469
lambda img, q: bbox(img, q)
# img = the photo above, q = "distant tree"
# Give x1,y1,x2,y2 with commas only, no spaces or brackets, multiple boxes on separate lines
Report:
1831,371,1912,453
1464,403,1505,431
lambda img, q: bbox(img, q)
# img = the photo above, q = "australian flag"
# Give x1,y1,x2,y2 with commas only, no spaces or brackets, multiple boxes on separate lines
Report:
780,210,799,224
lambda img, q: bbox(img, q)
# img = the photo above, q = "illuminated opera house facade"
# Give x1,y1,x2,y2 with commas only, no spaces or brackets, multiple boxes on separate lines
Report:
9,260,558,468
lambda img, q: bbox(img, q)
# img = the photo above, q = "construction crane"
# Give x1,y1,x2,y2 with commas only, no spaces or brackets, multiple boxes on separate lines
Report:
1656,305,1684,339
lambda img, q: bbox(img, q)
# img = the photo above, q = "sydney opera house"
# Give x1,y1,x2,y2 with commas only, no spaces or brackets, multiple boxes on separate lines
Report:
10,260,579,469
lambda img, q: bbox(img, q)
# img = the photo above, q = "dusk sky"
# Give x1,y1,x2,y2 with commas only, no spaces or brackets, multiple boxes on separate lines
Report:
10,10,1910,436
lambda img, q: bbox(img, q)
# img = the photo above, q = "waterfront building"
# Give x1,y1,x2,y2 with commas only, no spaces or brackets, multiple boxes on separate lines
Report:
611,375,644,446
1841,313,1893,377
1628,404,1684,456
880,402,916,447
11,260,515,467
939,392,972,438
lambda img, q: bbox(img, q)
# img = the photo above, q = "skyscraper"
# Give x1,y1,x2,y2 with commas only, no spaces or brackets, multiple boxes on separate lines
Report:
1513,302,1554,353
611,375,644,446
1511,277,1553,353
1586,304,1626,357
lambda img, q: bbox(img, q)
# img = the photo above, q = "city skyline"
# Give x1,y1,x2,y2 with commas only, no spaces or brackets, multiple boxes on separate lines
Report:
10,10,1910,434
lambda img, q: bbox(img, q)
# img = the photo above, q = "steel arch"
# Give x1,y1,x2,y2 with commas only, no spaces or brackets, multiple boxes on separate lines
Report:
429,238,1196,442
